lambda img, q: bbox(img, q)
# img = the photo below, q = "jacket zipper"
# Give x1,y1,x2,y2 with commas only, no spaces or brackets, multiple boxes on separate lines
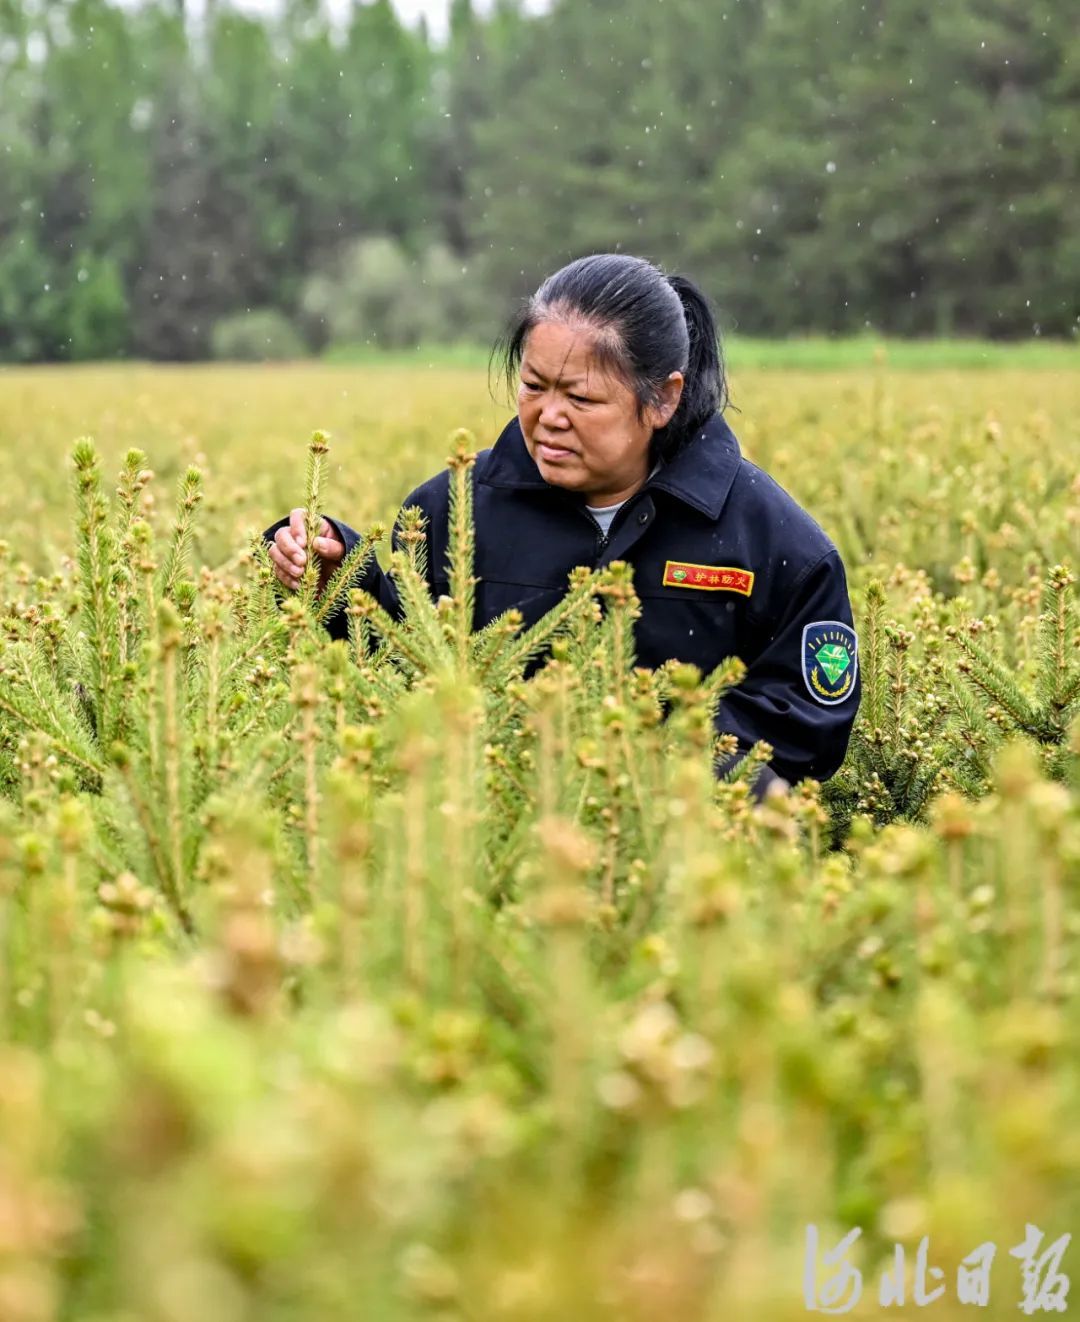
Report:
570,503,608,560
589,515,608,557
589,513,608,557
573,491,640,559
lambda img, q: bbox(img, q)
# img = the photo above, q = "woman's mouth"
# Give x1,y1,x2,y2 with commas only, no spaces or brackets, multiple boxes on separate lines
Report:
537,441,575,462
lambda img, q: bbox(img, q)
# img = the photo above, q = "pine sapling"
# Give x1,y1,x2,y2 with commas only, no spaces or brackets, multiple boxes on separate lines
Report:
200,597,226,779
830,579,949,826
297,430,331,616
437,679,481,998
0,649,104,786
485,566,603,692
72,439,121,747
131,519,161,787
157,466,204,604
113,449,150,665
950,624,1036,735
1034,565,1080,739
342,589,423,676
386,547,454,671
323,732,378,997
394,703,437,995
951,566,1080,763
395,505,429,578
314,524,384,628
159,599,187,916
292,661,321,897
470,609,525,680
861,579,888,735
594,562,640,708
532,814,596,1185
445,431,479,674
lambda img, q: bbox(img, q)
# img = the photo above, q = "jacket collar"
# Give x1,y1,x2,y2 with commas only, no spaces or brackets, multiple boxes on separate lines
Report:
477,412,742,521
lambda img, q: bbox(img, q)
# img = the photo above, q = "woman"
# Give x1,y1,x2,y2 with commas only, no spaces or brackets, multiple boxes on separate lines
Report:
264,253,860,796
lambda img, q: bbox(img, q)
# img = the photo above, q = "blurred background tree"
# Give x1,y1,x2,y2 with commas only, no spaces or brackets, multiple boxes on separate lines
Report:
0,0,1075,361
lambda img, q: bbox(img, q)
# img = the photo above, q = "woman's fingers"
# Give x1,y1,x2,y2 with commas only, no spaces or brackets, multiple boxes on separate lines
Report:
269,540,302,589
274,526,306,574
271,510,345,591
315,523,345,564
281,512,343,563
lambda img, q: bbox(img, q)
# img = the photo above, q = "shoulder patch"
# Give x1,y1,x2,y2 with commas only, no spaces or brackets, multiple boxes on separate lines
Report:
802,621,858,705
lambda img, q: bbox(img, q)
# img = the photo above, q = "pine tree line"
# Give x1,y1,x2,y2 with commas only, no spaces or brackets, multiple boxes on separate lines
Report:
1,0,1076,362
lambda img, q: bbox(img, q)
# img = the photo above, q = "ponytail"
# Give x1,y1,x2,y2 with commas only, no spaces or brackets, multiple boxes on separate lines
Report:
655,275,727,462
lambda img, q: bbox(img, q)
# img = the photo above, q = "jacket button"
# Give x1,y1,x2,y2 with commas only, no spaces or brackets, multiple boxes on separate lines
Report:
637,511,649,525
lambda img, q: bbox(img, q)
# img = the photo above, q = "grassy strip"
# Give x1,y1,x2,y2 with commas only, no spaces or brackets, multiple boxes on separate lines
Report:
4,336,1075,374
320,335,1080,372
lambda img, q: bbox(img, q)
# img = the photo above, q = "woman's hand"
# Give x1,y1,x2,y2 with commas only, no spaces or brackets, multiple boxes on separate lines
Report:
268,508,345,593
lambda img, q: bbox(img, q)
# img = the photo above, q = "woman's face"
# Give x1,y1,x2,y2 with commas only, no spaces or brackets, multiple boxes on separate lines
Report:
517,320,683,507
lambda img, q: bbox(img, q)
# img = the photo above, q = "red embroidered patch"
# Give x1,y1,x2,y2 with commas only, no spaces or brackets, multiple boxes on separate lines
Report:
662,561,754,595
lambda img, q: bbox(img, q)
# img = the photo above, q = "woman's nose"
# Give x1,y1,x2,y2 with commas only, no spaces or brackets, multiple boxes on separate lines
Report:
538,394,568,428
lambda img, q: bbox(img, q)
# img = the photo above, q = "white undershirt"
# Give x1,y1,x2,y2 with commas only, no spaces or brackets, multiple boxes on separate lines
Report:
584,498,626,536
585,461,662,537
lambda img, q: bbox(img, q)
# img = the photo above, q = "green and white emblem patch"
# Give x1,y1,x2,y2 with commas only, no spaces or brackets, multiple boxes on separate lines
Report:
802,621,858,705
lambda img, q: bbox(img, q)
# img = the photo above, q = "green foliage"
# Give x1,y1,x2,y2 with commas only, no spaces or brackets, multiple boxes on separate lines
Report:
0,432,753,933
299,236,491,351
948,565,1080,780
1,0,1075,360
210,308,307,362
5,420,1080,1315
825,581,950,829
66,256,131,361
827,562,1080,827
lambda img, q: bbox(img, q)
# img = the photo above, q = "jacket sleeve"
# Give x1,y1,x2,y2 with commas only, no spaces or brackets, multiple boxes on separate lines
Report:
714,547,859,789
261,512,409,642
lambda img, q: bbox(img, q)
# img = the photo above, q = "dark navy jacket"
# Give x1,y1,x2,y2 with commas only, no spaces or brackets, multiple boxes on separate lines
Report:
264,413,860,790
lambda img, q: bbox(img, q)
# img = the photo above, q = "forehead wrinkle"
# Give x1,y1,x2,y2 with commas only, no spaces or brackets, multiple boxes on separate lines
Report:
529,331,620,398
522,358,592,387
530,308,621,386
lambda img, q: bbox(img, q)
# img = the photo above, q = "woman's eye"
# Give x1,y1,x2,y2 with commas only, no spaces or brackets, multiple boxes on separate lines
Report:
522,380,541,391
569,394,592,405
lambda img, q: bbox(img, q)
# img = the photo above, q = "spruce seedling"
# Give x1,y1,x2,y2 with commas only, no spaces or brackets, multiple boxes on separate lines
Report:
315,525,384,628
826,579,948,826
445,430,479,674
950,565,1080,772
72,439,121,747
298,430,331,616
157,466,204,604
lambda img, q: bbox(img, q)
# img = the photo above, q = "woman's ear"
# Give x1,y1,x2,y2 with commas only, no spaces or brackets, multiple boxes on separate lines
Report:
652,371,684,428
